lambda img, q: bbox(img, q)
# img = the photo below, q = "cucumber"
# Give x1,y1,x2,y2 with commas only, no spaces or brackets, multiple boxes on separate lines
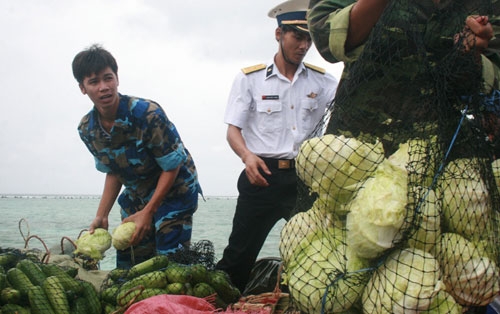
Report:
28,285,56,314
16,259,47,286
42,276,71,314
126,255,169,279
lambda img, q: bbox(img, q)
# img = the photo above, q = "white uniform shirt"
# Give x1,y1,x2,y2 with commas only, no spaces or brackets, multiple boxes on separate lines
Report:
224,60,338,159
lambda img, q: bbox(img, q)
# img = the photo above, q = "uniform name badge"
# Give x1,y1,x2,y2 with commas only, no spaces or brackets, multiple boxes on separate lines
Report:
262,95,279,100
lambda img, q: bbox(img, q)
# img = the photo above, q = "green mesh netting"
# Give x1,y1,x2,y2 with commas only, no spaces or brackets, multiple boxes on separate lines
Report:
281,0,500,313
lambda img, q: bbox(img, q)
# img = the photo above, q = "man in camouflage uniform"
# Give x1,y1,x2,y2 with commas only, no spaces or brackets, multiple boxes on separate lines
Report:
72,44,202,268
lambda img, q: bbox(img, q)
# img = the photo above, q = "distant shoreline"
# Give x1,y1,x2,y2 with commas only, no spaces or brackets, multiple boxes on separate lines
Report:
0,194,237,200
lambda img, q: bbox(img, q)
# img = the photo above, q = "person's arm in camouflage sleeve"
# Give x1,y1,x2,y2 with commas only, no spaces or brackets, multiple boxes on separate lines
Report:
308,0,390,62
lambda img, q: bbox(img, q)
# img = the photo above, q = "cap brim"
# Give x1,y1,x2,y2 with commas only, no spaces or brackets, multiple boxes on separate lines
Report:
281,21,309,33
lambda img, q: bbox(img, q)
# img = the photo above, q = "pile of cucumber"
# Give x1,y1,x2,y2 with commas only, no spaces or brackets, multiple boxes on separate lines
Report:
0,251,100,314
0,251,241,314
101,255,241,313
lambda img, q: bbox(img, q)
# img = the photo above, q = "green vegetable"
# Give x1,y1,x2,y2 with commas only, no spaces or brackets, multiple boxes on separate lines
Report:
43,276,71,314
279,201,340,266
285,228,369,313
28,285,55,314
387,137,438,187
74,228,112,260
1,303,31,314
16,259,47,286
1,287,22,305
346,159,408,259
440,158,490,241
296,134,385,214
362,248,443,314
112,222,136,251
127,255,169,279
420,290,462,314
491,158,500,193
432,233,500,307
80,280,101,314
6,267,35,299
407,186,441,253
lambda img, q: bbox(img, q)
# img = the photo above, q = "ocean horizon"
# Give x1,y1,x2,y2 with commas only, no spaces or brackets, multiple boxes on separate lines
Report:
0,194,284,270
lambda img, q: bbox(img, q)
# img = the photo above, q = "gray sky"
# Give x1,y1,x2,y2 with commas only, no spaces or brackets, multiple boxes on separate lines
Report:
0,0,343,196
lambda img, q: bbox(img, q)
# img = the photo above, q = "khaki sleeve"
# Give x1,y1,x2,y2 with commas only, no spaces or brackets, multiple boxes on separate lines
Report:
308,1,364,63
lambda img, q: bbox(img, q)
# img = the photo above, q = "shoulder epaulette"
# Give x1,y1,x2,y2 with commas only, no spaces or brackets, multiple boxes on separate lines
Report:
241,63,267,75
304,62,326,74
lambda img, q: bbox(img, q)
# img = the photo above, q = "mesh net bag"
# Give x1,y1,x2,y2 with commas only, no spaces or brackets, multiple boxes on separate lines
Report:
281,0,500,313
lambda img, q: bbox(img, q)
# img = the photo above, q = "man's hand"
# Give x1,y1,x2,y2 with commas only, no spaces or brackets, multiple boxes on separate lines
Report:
243,153,272,187
457,15,494,53
123,210,153,246
89,216,109,234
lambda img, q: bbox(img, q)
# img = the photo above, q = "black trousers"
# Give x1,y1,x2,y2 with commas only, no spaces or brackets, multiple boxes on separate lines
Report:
216,165,298,292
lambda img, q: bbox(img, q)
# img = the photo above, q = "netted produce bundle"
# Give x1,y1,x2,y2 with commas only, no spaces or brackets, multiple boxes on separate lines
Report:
281,0,500,313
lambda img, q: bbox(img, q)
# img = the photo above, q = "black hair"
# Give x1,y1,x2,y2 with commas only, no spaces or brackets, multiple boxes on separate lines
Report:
72,44,118,84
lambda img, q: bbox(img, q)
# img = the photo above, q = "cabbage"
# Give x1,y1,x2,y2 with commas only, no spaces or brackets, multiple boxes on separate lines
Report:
419,290,462,314
286,228,370,313
112,222,136,250
440,159,490,241
407,186,441,253
73,228,112,260
432,232,500,306
362,248,443,314
346,160,408,259
492,158,500,193
296,134,385,214
388,137,438,188
280,200,341,266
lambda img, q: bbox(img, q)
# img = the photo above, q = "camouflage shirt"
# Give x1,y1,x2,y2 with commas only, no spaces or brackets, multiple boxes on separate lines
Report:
78,94,201,213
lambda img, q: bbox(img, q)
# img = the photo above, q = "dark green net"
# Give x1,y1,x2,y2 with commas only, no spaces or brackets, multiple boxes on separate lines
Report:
282,0,500,313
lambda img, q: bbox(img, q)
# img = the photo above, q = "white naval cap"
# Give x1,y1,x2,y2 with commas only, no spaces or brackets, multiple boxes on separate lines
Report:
268,0,310,33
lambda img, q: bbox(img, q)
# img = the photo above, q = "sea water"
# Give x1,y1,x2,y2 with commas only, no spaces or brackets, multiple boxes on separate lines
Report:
0,195,284,270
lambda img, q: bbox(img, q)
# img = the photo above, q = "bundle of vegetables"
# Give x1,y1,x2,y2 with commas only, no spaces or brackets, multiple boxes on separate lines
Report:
283,135,500,314
0,252,101,314
101,255,241,313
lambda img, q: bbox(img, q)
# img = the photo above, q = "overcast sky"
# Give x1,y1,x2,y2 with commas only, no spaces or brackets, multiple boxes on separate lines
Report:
0,0,343,196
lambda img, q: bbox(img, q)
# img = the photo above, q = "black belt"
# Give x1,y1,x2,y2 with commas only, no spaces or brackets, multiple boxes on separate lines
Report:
259,157,295,169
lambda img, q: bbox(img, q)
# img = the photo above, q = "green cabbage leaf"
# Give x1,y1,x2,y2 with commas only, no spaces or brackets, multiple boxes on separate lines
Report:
74,228,112,260
112,222,136,251
346,159,408,259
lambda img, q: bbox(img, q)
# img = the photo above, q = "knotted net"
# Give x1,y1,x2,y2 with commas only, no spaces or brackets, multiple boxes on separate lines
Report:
281,0,500,313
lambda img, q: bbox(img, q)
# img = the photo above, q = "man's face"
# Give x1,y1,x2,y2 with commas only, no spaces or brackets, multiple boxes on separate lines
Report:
79,67,119,116
277,28,312,64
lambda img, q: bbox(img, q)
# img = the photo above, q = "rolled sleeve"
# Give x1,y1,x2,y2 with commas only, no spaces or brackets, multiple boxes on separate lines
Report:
95,156,111,173
155,142,187,171
327,3,365,63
